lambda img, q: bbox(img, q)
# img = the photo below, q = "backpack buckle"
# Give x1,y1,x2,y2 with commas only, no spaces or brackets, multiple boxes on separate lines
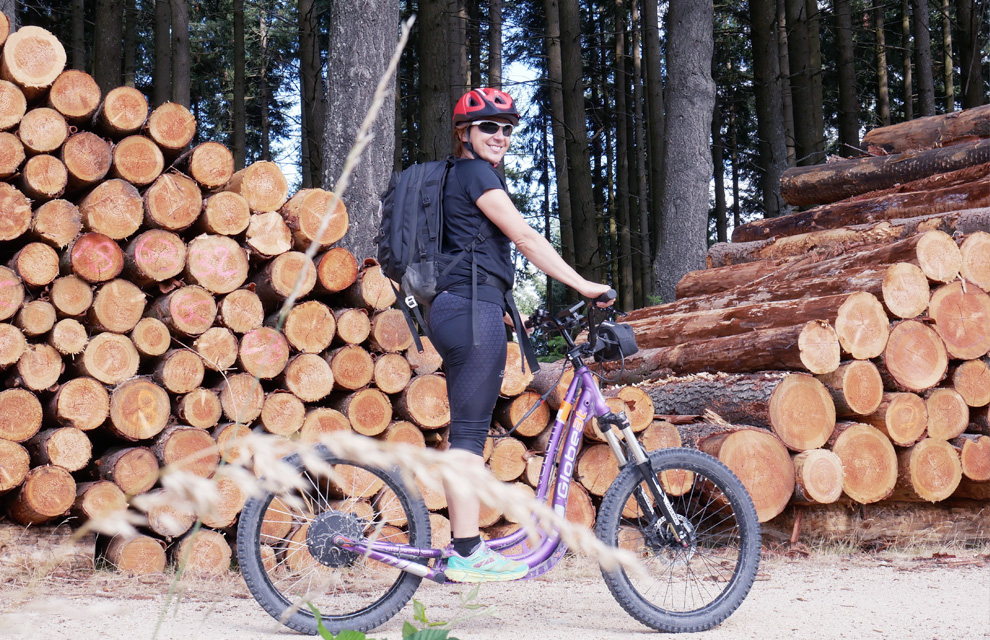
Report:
404,295,418,309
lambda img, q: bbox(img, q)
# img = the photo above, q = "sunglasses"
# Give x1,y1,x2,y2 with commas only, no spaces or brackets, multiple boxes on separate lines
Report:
473,120,514,136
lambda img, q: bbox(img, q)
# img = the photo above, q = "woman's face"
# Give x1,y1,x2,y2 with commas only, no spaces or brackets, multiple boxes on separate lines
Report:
461,118,513,165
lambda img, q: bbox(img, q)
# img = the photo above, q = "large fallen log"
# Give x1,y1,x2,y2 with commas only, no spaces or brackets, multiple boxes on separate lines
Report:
680,230,961,299
780,138,990,207
861,104,990,154
733,177,990,243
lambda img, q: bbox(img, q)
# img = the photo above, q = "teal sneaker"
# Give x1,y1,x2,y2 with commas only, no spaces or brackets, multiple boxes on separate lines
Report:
444,541,528,583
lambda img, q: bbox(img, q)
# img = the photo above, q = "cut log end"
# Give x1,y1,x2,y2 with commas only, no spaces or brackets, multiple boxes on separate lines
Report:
798,321,841,375
929,281,990,360
768,374,836,451
792,449,844,504
882,263,929,319
883,321,949,393
830,423,898,504
834,292,889,359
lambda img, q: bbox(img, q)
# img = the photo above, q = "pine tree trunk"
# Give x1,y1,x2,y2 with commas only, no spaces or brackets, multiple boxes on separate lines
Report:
875,3,891,126
543,0,576,272
170,0,190,107
558,0,599,281
834,0,859,155
654,0,715,303
749,0,787,216
154,0,171,107
912,0,936,117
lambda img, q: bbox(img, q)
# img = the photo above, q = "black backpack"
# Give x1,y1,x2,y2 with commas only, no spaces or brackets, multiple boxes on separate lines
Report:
377,158,539,372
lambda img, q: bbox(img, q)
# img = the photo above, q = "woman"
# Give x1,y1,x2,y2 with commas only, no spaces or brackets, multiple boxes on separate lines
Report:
429,88,613,583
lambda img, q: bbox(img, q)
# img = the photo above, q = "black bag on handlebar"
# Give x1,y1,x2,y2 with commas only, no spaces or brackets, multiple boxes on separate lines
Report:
594,321,639,362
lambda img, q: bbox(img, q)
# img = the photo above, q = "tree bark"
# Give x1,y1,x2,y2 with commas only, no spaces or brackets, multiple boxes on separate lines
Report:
154,0,171,107
734,176,990,242
874,3,891,126
323,0,397,261
543,0,576,272
558,0,598,281
299,0,322,189
654,0,715,303
912,0,936,117
834,0,859,155
232,0,245,168
956,0,984,109
417,0,450,161
861,105,990,154
749,0,787,217
93,0,123,95
169,0,190,108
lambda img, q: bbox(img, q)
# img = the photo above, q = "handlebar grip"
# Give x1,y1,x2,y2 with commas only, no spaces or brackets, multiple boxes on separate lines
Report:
595,289,617,304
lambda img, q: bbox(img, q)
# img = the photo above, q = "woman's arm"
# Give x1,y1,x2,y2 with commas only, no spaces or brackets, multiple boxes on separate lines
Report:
475,188,611,300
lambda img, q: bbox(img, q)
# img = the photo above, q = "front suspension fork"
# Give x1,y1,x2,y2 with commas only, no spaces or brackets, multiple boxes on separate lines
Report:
597,412,691,546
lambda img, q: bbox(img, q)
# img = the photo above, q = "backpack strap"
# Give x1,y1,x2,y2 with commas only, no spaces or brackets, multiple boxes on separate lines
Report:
505,292,541,373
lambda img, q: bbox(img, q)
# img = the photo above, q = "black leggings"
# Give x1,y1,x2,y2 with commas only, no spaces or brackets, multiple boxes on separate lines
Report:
428,292,506,456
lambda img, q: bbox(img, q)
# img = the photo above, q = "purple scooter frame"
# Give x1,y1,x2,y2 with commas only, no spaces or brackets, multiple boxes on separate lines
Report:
335,364,610,583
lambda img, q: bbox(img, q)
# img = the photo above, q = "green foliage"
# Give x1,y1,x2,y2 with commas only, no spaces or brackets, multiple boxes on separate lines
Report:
306,584,490,640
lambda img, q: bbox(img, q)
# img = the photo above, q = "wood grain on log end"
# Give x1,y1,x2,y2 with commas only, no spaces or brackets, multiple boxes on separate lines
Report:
218,289,264,334
924,388,969,441
952,435,990,482
959,231,990,292
226,161,289,213
9,465,75,525
73,481,127,523
816,360,884,417
130,317,171,357
316,246,359,293
238,327,289,379
916,230,962,283
111,135,163,187
883,320,949,392
798,320,841,374
862,392,928,446
200,191,250,235
881,262,929,319
78,179,144,240
829,422,898,504
281,300,335,353
405,335,443,376
949,359,990,408
62,132,112,189
50,377,109,431
0,132,24,178
174,388,223,430
185,142,234,190
928,280,990,360
194,327,238,371
107,377,171,442
18,107,68,154
15,300,56,336
333,388,392,436
892,438,962,502
48,69,101,123
282,353,333,402
145,102,196,151
0,183,32,242
185,234,249,294
698,428,795,522
259,391,305,436
768,373,836,451
0,438,30,492
834,292,889,359
97,447,159,495
299,407,350,444
373,352,412,395
144,172,202,231
281,188,349,249
0,79,27,129
154,424,219,479
1,26,67,97
792,449,844,504
217,373,265,424
174,529,231,576
397,374,450,429
0,322,26,366
96,86,149,137
104,535,166,575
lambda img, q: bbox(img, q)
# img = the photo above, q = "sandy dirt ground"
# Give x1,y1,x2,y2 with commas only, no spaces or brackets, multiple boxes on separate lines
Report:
0,548,988,640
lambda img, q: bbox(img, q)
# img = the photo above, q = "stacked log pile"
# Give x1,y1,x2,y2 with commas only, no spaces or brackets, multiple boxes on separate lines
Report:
602,105,990,540
0,24,666,573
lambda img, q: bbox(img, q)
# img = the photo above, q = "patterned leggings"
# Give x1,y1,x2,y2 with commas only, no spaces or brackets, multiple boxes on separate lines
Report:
427,292,507,456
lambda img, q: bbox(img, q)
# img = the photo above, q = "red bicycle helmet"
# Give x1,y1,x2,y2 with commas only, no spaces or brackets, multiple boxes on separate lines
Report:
453,88,520,126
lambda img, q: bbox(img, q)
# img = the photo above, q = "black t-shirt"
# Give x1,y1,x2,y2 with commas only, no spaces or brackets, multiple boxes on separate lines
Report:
437,158,514,309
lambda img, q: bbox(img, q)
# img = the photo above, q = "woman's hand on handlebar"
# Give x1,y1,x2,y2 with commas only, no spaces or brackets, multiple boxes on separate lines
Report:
580,282,615,307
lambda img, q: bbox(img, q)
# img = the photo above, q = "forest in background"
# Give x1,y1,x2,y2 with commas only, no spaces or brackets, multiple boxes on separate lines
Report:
1,0,987,310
